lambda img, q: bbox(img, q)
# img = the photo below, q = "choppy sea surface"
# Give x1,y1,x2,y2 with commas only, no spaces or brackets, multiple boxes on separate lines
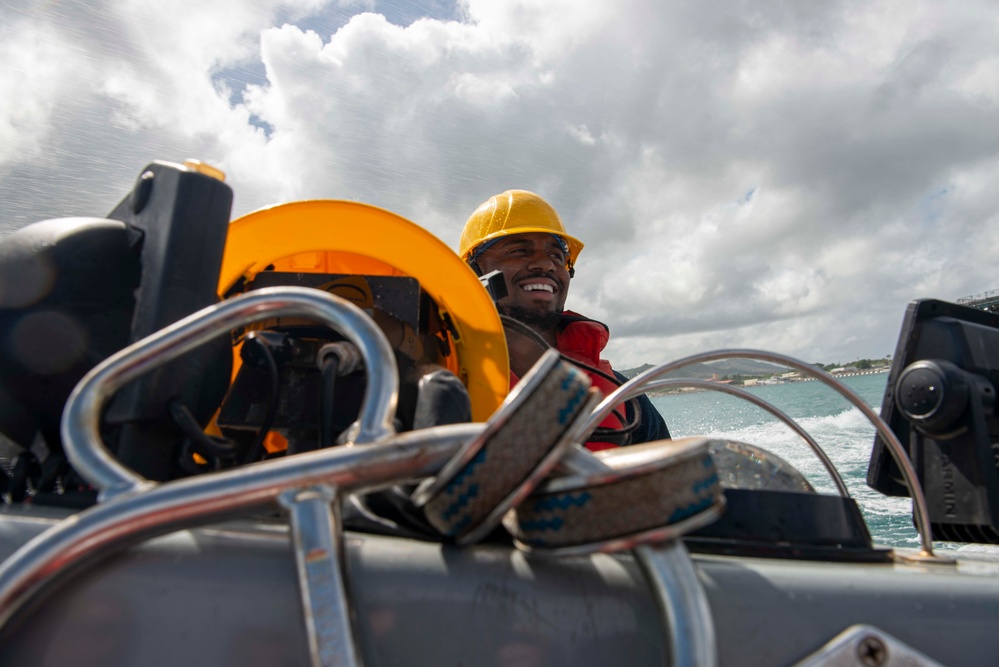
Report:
649,372,923,548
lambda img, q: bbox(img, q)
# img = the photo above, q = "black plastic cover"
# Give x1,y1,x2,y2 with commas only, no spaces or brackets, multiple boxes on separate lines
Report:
867,298,999,543
101,162,233,481
686,488,884,562
0,218,140,449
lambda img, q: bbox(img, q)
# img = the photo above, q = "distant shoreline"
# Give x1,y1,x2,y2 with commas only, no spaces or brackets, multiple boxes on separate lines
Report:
646,369,889,396
798,369,889,381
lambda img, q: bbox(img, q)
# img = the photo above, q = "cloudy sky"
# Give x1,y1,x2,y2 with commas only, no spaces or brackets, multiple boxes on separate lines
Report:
2,0,997,369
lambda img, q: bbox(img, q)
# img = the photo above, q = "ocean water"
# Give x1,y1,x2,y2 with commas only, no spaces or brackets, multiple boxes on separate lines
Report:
649,372,923,548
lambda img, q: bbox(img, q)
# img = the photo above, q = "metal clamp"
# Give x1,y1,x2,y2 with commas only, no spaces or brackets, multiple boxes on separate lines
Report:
792,624,945,667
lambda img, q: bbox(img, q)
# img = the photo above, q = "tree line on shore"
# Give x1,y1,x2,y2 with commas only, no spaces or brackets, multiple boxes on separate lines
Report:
811,356,892,372
714,356,893,385
623,356,893,388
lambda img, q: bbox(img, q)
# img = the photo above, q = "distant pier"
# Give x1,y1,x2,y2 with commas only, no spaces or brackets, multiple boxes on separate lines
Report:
798,369,888,381
958,289,999,313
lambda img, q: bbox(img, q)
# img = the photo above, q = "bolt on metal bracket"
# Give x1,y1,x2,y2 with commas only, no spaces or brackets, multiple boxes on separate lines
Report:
793,624,945,667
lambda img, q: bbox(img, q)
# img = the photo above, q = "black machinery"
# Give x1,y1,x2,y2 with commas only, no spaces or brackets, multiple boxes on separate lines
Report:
0,162,470,507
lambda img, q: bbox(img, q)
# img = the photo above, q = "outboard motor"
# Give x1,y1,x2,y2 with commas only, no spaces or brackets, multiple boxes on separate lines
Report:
868,298,999,543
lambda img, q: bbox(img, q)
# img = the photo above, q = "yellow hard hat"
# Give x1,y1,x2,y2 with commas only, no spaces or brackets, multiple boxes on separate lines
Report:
459,190,584,269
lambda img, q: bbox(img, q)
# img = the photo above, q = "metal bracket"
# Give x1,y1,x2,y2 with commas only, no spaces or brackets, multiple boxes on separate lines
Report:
633,541,718,667
793,624,946,667
280,485,361,667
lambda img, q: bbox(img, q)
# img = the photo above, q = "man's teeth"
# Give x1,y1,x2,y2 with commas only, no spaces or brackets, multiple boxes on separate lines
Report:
522,284,554,292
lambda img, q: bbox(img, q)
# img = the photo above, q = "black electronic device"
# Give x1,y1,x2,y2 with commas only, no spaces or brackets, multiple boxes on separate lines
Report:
0,161,234,491
477,269,508,302
867,298,999,543
102,162,234,481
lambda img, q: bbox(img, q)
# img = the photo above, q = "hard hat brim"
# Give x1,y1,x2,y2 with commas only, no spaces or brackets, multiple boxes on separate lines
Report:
463,227,584,268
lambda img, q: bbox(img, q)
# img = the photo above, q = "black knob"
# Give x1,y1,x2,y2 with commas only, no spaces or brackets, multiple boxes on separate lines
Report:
895,360,969,434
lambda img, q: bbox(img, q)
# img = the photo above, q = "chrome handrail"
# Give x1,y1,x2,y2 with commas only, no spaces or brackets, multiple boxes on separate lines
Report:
634,542,717,667
62,287,400,501
620,378,850,497
0,424,477,632
0,285,718,666
8,287,407,667
280,485,361,667
582,349,936,557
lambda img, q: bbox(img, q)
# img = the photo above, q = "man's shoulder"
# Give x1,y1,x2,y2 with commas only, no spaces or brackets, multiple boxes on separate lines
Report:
553,311,614,374
556,311,611,358
558,310,610,334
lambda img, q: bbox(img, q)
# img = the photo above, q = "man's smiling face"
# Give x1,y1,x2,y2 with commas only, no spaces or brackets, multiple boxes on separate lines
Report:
473,232,571,332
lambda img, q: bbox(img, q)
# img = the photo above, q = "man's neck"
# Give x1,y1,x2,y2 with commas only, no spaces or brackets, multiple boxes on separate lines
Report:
537,327,557,346
499,305,561,346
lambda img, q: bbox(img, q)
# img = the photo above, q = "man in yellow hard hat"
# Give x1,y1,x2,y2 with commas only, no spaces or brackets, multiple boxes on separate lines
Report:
459,190,670,449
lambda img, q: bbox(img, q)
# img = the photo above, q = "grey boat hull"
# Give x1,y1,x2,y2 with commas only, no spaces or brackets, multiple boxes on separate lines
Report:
0,506,996,667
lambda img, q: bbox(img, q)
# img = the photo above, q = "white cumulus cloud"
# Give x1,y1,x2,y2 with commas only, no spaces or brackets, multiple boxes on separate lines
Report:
2,0,998,370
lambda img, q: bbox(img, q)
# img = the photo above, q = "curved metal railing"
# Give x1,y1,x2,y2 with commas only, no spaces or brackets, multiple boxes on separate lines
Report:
62,287,400,501
611,378,850,497
581,349,936,557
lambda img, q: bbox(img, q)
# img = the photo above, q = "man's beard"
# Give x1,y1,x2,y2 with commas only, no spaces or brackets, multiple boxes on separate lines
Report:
498,303,562,333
